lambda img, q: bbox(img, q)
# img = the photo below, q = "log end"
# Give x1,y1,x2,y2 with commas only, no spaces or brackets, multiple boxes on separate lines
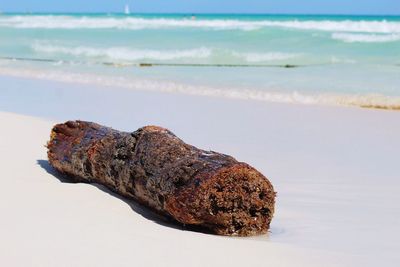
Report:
47,120,102,182
166,163,276,236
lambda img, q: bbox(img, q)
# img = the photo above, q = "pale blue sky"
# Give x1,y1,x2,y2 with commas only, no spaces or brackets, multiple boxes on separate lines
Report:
1,0,399,15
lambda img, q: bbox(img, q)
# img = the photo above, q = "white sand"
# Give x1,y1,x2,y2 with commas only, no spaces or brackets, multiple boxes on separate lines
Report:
0,76,399,266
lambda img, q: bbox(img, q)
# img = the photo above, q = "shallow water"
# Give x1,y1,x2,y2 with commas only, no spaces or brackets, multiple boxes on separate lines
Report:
0,13,399,109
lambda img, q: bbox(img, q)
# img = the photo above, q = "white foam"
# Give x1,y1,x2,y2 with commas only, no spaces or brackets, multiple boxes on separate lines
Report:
1,15,400,33
32,43,301,63
32,43,212,61
231,52,301,62
332,33,400,43
0,66,399,110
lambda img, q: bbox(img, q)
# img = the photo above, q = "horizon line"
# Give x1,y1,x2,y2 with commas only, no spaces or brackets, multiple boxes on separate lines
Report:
1,11,400,16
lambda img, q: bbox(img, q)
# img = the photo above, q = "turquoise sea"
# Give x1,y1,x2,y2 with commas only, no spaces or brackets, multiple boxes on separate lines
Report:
0,13,399,109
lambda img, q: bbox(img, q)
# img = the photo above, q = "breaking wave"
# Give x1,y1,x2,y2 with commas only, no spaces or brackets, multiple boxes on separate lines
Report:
0,66,399,110
231,52,301,62
332,33,400,43
32,43,212,61
1,15,400,33
32,43,301,63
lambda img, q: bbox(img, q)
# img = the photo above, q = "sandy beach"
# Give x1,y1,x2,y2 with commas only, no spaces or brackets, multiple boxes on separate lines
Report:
1,75,399,266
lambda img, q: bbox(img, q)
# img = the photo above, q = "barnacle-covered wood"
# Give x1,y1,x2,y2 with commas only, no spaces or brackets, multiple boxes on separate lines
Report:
47,121,275,236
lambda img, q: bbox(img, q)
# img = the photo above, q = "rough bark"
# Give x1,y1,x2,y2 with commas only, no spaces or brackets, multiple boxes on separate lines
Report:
47,121,276,236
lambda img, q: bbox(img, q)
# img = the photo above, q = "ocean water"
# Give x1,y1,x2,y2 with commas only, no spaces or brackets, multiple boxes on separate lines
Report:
0,13,399,109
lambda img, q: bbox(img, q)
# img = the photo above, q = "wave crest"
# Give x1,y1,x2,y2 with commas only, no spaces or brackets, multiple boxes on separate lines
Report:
332,33,400,43
231,52,301,62
32,43,301,63
32,43,212,61
1,15,400,33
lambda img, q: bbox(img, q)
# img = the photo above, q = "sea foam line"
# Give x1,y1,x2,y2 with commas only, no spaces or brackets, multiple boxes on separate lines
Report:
32,43,302,63
1,15,400,33
331,33,400,43
231,51,301,62
32,43,212,61
0,66,399,110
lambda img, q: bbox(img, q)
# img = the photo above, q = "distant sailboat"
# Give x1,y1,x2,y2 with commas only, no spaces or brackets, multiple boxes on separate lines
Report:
124,4,130,15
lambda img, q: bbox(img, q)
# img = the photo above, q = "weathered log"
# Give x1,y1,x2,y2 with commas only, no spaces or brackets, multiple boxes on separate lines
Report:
47,121,276,236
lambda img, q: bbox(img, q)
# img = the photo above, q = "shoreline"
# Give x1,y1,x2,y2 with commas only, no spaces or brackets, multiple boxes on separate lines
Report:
0,67,399,111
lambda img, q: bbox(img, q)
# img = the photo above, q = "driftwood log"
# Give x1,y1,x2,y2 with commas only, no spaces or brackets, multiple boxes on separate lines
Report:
47,121,276,236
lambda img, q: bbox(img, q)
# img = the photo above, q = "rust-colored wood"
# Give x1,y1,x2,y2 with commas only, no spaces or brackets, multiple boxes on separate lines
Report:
47,121,275,236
